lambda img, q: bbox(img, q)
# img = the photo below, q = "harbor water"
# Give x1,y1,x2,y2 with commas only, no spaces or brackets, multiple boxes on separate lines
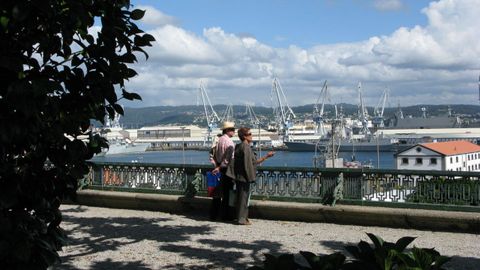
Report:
91,150,395,169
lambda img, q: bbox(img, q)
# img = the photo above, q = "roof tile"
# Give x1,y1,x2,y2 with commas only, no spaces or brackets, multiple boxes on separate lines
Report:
421,140,480,155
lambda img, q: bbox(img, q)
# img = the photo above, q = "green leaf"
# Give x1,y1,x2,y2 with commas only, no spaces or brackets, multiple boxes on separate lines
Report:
119,52,137,63
0,16,9,29
367,233,385,249
125,68,138,78
394,236,416,252
122,89,142,101
112,103,124,115
143,33,155,42
130,9,146,20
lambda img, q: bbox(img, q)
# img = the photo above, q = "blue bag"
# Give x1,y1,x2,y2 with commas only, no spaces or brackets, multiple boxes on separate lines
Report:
207,171,221,197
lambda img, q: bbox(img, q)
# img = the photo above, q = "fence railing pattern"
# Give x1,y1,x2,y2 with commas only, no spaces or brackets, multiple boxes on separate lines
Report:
87,162,480,207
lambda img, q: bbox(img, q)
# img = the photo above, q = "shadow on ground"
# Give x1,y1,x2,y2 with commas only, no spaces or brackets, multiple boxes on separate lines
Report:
56,206,283,269
57,205,480,270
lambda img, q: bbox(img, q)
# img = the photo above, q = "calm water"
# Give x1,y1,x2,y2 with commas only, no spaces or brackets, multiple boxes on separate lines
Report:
91,150,395,169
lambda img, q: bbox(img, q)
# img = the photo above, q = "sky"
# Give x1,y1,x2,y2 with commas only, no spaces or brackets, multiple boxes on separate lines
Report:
123,0,480,108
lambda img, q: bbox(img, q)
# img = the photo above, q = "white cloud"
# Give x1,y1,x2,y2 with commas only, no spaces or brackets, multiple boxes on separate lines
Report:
137,5,178,27
373,0,404,11
125,1,480,108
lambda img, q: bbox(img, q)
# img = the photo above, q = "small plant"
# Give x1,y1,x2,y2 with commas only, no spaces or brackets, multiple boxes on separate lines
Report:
249,233,450,270
344,233,416,269
248,254,300,270
300,252,346,270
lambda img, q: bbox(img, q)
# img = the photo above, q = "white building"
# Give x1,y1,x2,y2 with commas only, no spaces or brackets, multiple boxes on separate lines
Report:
136,125,276,150
395,140,480,171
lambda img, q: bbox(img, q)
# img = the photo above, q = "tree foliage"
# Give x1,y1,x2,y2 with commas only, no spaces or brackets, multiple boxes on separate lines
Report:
0,0,154,268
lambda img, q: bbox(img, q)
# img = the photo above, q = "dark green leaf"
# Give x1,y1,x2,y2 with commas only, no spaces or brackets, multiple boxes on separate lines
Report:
112,103,124,115
143,33,156,42
395,236,416,252
130,9,146,20
122,89,142,101
366,233,384,249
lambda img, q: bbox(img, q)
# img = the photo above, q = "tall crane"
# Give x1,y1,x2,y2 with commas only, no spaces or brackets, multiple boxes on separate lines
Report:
271,77,296,141
198,83,220,146
313,80,329,137
245,104,262,153
372,88,389,128
357,82,371,136
220,104,234,123
245,104,260,126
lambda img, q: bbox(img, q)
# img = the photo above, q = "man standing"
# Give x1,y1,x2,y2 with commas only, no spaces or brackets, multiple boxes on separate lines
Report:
210,121,236,221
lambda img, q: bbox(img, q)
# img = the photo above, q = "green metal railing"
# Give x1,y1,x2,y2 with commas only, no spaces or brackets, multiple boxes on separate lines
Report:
86,161,480,210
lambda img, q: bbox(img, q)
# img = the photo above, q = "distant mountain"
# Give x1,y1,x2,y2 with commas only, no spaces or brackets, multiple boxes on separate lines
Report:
119,104,480,129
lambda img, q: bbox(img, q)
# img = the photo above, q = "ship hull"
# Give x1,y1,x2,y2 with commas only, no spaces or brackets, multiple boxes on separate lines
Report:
285,141,397,152
99,142,150,156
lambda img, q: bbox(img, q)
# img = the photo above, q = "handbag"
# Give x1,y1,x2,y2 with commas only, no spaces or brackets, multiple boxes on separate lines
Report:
206,171,221,197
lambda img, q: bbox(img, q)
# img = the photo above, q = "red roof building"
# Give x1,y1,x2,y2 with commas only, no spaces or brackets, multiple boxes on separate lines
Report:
395,140,480,171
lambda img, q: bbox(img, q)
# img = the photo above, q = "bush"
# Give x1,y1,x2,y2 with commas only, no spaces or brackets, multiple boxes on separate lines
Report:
0,1,154,268
249,233,450,270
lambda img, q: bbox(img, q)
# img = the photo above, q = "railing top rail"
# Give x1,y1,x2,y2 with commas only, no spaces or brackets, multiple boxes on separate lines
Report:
88,161,480,177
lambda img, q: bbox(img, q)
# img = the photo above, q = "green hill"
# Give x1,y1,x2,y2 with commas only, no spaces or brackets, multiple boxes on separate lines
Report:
118,104,480,129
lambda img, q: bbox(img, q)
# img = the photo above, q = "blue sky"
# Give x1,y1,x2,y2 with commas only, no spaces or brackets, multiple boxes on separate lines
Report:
147,0,429,47
124,0,480,107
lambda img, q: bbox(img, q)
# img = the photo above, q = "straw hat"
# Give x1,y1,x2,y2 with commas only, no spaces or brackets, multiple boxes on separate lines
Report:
221,121,235,130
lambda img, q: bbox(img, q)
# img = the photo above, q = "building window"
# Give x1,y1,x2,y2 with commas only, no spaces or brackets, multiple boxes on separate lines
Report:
450,157,453,163
430,158,437,165
416,158,423,165
456,156,459,162
416,147,422,152
402,158,408,164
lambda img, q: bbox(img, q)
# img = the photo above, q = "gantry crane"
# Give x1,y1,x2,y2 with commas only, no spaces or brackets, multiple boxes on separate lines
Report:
271,77,296,141
198,83,220,146
220,104,234,123
357,82,371,136
313,80,329,137
372,88,389,128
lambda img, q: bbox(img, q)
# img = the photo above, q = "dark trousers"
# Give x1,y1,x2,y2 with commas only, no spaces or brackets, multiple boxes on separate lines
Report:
209,170,235,221
235,181,251,223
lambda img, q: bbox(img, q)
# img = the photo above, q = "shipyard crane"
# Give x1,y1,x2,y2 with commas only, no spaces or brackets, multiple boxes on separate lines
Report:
245,104,262,153
313,80,329,137
245,104,260,126
220,104,234,123
198,83,220,146
372,88,389,128
357,82,371,136
271,77,296,141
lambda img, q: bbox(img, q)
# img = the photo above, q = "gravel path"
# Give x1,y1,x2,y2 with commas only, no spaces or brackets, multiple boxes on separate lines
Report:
57,205,480,270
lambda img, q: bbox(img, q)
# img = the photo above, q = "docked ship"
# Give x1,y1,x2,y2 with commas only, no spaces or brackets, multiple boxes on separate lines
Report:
285,135,399,152
98,138,150,156
98,113,150,156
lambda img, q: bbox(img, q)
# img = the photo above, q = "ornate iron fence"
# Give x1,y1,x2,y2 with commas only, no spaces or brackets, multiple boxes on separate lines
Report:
86,161,480,208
